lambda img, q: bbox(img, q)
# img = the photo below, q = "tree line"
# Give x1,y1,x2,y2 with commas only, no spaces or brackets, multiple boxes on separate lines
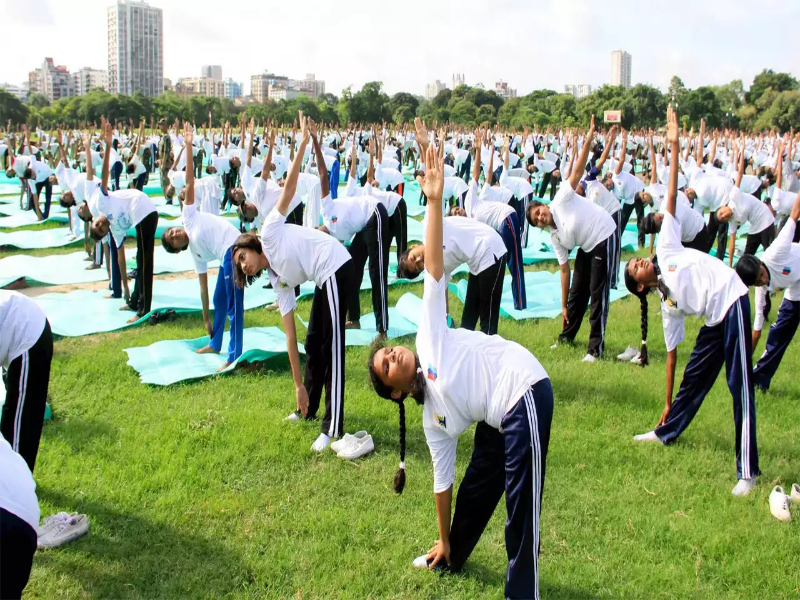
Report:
0,68,797,132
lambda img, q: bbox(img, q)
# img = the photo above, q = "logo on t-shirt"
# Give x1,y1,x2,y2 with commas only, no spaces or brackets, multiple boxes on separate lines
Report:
553,233,561,244
783,266,792,276
668,262,677,272
331,215,338,223
666,298,678,309
427,364,437,382
435,412,447,429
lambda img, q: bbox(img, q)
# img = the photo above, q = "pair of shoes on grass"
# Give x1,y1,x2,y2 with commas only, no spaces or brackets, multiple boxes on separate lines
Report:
769,484,800,522
283,413,374,458
37,512,89,549
617,346,645,365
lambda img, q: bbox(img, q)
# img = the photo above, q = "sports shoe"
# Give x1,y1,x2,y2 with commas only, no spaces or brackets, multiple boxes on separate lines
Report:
549,342,559,350
790,483,800,504
38,514,89,549
630,352,645,366
282,412,301,423
617,346,637,361
331,430,368,453
37,512,75,538
337,433,375,460
732,478,757,497
265,302,279,311
311,433,331,453
581,353,597,363
413,554,430,568
769,486,792,522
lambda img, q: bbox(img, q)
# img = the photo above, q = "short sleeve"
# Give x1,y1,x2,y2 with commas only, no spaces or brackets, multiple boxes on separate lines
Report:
552,233,569,266
753,286,768,332
767,219,794,265
272,274,297,317
661,304,685,352
261,208,284,252
657,213,684,254
193,257,208,275
420,271,448,340
425,425,458,493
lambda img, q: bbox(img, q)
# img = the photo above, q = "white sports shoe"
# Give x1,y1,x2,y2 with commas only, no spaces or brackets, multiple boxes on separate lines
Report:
311,433,331,453
412,554,430,568
633,430,660,442
37,512,75,538
581,353,597,363
549,342,559,349
337,433,375,460
791,483,800,505
732,478,757,497
331,431,368,454
38,514,89,549
769,486,792,522
282,412,301,423
617,346,637,361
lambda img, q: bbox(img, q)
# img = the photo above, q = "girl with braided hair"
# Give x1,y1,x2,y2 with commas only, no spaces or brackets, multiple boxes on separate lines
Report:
367,127,553,600
624,105,760,497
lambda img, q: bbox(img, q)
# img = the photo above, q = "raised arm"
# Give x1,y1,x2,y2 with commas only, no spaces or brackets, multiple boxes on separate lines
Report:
707,132,718,168
84,131,94,181
665,105,679,218
648,133,658,185
310,120,329,198
349,132,358,180
695,119,705,166
735,136,745,188
245,118,255,169
472,129,482,183
184,123,195,207
414,117,430,160
100,120,112,195
275,112,309,217
261,129,275,182
569,115,595,189
422,144,445,281
614,129,627,175
595,125,617,172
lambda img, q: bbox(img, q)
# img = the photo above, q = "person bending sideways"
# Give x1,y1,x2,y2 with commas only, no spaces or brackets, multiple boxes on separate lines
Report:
736,189,800,392
625,105,759,497
161,124,245,371
368,144,552,600
527,116,620,362
87,122,159,323
231,113,354,453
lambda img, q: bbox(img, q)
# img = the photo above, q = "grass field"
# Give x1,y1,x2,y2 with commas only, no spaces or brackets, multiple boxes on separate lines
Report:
13,250,800,599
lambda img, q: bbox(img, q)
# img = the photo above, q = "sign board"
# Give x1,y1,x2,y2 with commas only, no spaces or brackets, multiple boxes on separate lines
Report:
604,110,622,123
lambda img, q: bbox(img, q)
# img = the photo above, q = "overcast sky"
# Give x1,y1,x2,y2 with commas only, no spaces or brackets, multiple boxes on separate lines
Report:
3,0,799,98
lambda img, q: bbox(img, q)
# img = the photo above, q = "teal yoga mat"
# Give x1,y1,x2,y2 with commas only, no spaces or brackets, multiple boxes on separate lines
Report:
0,247,219,288
448,263,630,321
522,225,640,264
124,326,305,385
0,217,183,249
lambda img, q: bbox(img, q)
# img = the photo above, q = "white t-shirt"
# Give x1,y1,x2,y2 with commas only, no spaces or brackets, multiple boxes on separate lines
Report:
90,183,157,247
725,188,775,235
183,202,240,275
55,163,87,203
585,179,621,216
375,164,404,190
755,219,800,330
612,170,645,205
691,172,733,212
0,436,39,531
130,154,146,178
770,186,796,217
261,208,351,316
422,213,507,279
194,177,222,216
320,194,380,242
417,272,548,492
548,183,617,266
443,176,469,200
656,212,748,351
0,290,47,369
469,181,515,231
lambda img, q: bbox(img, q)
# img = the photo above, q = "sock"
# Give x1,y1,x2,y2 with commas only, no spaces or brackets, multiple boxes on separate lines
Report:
633,430,660,442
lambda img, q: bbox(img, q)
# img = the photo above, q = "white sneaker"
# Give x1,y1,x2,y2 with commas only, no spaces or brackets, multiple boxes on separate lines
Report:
38,514,89,549
331,430,368,454
791,483,800,505
265,302,279,311
37,512,75,538
581,353,597,363
282,412,301,423
617,346,637,361
549,341,559,349
311,433,331,453
732,478,757,497
630,352,645,365
337,433,375,460
769,486,792,522
412,554,430,568
633,430,660,442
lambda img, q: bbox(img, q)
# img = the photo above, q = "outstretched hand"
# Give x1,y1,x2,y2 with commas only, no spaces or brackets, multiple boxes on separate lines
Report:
420,144,444,202
666,105,679,144
183,122,193,145
299,111,309,144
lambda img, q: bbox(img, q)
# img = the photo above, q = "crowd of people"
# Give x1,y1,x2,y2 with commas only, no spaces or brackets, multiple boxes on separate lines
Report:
2,103,800,599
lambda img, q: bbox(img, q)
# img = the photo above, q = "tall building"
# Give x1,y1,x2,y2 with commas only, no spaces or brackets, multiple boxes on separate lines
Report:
0,82,28,101
223,78,242,100
107,0,164,97
494,80,517,100
298,73,325,98
452,73,465,89
73,68,108,95
201,65,222,81
611,50,632,90
250,72,289,103
425,80,446,101
29,58,74,102
174,77,225,98
564,84,592,99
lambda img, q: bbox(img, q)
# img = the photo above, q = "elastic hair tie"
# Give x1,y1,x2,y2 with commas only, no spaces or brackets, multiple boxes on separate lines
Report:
416,367,423,374
399,461,406,470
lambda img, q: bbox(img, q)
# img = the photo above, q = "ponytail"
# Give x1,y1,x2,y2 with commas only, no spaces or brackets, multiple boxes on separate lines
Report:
637,296,649,367
393,400,406,493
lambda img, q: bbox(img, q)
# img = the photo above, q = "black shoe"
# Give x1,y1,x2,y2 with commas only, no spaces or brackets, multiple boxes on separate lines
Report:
128,268,138,279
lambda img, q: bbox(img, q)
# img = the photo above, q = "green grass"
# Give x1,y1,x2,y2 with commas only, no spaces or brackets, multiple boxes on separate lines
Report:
13,252,800,599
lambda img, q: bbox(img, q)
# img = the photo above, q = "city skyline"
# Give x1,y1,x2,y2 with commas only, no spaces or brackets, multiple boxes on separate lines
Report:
2,0,798,99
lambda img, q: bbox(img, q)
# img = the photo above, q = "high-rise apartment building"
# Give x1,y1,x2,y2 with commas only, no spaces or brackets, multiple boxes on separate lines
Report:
223,78,243,100
611,50,632,90
564,84,592,99
108,0,164,97
452,73,465,89
29,58,74,102
201,65,222,81
425,80,446,100
73,68,108,95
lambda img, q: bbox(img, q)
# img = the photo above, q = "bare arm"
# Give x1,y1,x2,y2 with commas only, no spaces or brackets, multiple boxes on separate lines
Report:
735,138,745,188
569,116,595,189
614,129,626,175
695,119,705,166
100,121,112,195
665,106,679,218
421,143,445,281
472,129,482,183
261,129,275,182
275,112,309,217
184,123,194,206
310,121,329,198
595,126,617,172
648,133,657,185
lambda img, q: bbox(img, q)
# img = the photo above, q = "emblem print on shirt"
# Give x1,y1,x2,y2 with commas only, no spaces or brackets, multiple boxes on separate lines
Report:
783,266,792,276
279,280,289,289
427,364,438,382
553,233,561,244
435,412,447,429
331,215,338,223
668,262,677,272
666,298,678,309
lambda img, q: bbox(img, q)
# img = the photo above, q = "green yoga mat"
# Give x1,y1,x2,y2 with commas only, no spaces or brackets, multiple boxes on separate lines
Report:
0,247,219,288
448,263,630,321
124,326,306,385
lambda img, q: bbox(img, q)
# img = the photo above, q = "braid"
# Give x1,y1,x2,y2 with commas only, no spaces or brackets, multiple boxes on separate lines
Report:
393,400,407,494
638,296,649,367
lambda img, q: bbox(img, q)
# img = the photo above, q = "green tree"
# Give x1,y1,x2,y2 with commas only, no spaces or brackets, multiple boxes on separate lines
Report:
431,89,452,109
29,93,50,109
450,100,477,125
476,104,496,125
389,92,419,126
746,69,798,105
348,81,391,124
0,88,30,125
755,90,800,131
668,76,688,110
684,86,723,128
713,79,745,111
625,84,666,128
